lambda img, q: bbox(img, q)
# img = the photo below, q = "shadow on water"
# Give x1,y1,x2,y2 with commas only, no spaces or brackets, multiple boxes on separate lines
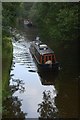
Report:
38,70,59,86
54,40,79,118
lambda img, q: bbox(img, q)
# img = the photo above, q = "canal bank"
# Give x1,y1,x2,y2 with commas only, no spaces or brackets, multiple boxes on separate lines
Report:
2,37,13,100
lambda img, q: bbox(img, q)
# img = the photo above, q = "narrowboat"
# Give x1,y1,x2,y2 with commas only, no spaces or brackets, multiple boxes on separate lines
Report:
27,21,32,27
29,40,59,71
24,19,32,27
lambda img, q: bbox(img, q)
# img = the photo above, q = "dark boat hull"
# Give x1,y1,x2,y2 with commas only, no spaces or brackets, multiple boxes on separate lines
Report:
29,47,60,72
27,22,32,27
38,62,59,72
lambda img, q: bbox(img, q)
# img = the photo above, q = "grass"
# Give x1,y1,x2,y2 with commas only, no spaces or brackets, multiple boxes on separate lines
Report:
2,37,13,100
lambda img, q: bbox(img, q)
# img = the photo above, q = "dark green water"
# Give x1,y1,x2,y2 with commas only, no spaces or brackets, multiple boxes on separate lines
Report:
2,26,79,119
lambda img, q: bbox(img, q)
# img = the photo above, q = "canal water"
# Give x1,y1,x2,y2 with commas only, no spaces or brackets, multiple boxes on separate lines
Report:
3,27,79,119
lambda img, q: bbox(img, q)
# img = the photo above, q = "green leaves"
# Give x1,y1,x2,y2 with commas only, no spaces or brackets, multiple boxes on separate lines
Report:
2,2,21,27
29,3,79,45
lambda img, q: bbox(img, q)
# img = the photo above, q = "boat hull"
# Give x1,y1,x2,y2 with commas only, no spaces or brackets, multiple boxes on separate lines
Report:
27,22,32,27
38,62,59,72
29,47,60,72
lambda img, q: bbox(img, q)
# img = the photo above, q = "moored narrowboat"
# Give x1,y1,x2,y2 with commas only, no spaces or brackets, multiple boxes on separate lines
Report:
24,19,32,27
29,40,59,71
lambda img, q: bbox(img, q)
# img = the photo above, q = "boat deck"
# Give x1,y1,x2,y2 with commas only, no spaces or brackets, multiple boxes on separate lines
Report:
33,41,54,55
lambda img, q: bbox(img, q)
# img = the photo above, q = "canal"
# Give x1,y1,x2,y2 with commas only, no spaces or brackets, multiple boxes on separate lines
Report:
3,26,79,119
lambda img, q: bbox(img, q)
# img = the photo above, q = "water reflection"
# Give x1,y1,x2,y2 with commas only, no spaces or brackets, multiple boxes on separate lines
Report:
37,90,58,118
39,71,59,85
37,71,59,118
10,78,25,94
2,77,26,119
55,73,79,118
22,26,39,41
2,96,27,119
12,37,37,72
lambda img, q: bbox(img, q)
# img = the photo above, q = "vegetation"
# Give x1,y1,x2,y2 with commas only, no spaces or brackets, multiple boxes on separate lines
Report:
2,1,79,98
28,2,79,48
28,2,79,78
2,37,13,99
2,3,21,100
2,2,79,117
2,3,21,27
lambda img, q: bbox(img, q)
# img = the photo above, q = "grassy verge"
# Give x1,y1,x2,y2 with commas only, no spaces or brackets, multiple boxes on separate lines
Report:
2,37,13,101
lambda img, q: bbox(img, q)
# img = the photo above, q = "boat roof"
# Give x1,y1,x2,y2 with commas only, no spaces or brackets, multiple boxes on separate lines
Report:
31,41,54,55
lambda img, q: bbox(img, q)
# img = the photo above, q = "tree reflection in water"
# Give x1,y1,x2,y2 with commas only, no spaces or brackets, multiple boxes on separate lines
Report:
2,96,27,119
2,78,27,119
10,78,25,94
37,90,58,118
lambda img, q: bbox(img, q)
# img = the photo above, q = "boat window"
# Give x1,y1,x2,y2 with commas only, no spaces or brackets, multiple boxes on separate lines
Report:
39,48,44,50
39,47,48,50
39,44,48,50
49,56,51,60
44,55,51,63
46,56,47,61
42,56,44,64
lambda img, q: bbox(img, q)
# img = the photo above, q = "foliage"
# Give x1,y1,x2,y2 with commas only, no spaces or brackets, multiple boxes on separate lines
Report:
2,37,12,55
2,96,27,118
2,2,21,27
2,3,21,100
29,2,79,46
22,2,33,19
2,37,13,100
3,77,26,118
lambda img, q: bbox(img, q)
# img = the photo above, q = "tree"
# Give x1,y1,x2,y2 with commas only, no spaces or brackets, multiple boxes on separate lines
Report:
2,2,21,27
29,2,79,46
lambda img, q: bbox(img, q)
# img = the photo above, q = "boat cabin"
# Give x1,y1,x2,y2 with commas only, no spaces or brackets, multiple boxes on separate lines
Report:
30,41,56,65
